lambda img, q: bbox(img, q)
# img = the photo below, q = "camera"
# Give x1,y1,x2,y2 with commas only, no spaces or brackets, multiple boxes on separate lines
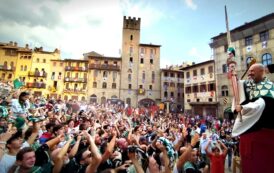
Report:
127,145,137,153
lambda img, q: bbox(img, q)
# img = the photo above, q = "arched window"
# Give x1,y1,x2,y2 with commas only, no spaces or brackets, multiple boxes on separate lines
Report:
102,82,107,88
221,85,229,96
262,53,272,66
103,71,108,77
246,57,252,68
24,65,27,71
20,65,23,71
93,82,97,88
111,95,118,99
90,94,97,103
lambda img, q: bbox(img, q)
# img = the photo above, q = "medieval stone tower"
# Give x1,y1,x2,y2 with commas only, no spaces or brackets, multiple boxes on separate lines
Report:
120,16,161,107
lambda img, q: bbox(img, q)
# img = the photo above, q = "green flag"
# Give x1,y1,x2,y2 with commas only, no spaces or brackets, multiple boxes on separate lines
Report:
13,78,24,89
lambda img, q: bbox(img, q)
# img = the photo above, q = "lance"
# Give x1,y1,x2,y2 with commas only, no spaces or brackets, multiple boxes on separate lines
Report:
225,6,242,122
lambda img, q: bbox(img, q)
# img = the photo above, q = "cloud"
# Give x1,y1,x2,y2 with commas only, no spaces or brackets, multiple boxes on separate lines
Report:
0,0,167,60
185,0,197,10
188,47,202,61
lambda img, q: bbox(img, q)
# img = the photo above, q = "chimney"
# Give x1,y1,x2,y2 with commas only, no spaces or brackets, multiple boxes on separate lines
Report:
9,41,13,46
40,47,43,51
25,44,29,49
14,42,18,47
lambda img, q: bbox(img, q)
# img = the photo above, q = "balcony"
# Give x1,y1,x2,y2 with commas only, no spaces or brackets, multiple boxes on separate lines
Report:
89,64,120,71
26,82,46,89
63,88,87,94
65,66,88,72
0,66,15,72
28,71,47,78
64,77,87,83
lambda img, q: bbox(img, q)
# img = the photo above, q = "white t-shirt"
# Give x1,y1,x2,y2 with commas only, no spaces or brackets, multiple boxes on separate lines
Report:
0,153,16,173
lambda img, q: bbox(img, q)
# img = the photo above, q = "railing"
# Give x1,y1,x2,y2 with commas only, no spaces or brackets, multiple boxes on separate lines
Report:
28,71,47,78
26,82,46,89
64,77,87,83
89,64,120,71
63,89,87,94
0,66,15,71
65,66,88,72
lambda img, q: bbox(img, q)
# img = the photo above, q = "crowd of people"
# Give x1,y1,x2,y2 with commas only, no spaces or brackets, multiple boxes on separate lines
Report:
0,80,239,173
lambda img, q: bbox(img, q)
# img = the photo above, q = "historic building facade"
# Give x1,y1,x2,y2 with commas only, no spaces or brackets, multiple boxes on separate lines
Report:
181,60,218,117
210,13,274,118
84,51,121,104
160,67,184,112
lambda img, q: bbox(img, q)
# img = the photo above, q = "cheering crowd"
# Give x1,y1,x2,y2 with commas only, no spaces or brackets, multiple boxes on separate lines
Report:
0,80,239,173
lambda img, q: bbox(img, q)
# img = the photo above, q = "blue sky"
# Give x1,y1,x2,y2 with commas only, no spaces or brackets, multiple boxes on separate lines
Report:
0,0,273,67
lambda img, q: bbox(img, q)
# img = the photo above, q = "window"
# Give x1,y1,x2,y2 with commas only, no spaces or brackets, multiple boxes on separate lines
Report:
20,65,23,71
170,73,174,77
37,58,39,63
139,85,143,89
142,71,145,81
164,91,168,97
43,59,46,63
170,92,174,97
24,65,27,71
187,99,191,102
150,59,153,64
208,66,213,73
200,84,207,92
192,85,198,93
103,71,108,77
140,47,144,54
170,82,175,87
112,83,116,89
164,72,168,77
221,85,229,96
128,74,131,82
208,83,216,91
60,62,63,67
152,71,155,83
113,72,117,81
93,82,97,88
208,98,213,102
94,70,98,77
8,74,12,79
222,64,228,73
246,57,252,68
186,86,191,93
200,68,205,75
186,72,190,78
193,70,197,76
140,58,144,64
178,73,184,78
245,36,253,46
262,53,272,66
129,47,133,55
130,35,133,41
260,31,269,42
149,85,152,90
53,62,57,66
128,84,132,89
104,61,108,65
129,57,133,63
128,69,132,73
102,82,107,88
177,93,181,97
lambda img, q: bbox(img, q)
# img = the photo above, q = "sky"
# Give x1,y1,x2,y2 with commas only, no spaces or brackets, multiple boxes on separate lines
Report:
0,0,274,67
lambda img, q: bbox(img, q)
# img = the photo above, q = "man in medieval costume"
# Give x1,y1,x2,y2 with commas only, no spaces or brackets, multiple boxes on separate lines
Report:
231,61,274,173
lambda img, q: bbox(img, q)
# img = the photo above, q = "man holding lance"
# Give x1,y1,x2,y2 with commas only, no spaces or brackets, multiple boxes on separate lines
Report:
224,6,274,173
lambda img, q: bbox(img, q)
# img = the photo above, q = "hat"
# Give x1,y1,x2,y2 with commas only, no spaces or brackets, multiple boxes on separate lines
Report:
227,47,235,57
15,117,26,130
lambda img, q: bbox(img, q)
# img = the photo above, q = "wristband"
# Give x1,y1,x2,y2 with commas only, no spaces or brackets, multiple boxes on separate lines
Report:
0,141,7,144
